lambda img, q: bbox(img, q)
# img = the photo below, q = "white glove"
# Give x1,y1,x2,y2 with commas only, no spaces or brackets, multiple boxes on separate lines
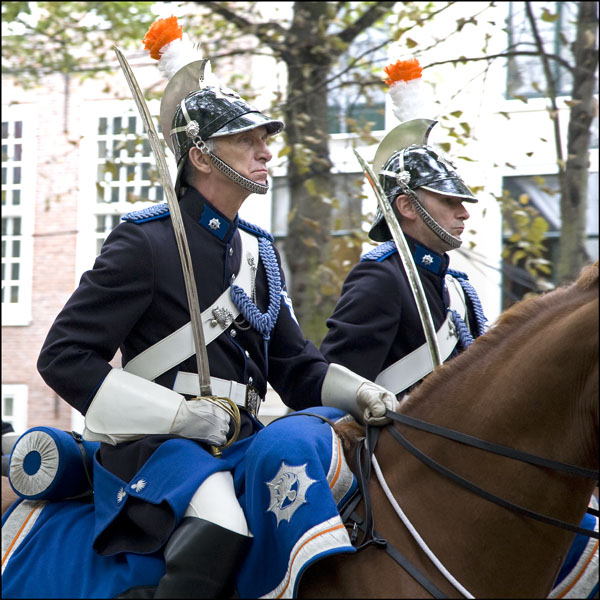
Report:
356,381,398,426
83,368,233,446
321,363,398,425
172,398,231,446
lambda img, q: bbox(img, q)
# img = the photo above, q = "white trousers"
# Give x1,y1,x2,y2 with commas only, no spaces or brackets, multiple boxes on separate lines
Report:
184,470,250,537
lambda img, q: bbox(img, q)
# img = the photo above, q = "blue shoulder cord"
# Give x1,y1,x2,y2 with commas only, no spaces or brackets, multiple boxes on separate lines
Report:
447,268,488,349
230,237,281,378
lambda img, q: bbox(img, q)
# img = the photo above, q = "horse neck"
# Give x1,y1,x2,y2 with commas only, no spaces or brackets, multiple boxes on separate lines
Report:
376,284,598,597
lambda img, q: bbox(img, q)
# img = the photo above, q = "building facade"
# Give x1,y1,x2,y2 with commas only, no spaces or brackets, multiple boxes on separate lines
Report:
2,1,597,434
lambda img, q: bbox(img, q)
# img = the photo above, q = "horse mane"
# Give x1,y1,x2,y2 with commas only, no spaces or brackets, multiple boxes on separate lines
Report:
406,261,598,404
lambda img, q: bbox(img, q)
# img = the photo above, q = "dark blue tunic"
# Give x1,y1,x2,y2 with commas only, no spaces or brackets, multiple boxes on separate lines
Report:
320,235,485,385
38,187,327,417
36,187,330,554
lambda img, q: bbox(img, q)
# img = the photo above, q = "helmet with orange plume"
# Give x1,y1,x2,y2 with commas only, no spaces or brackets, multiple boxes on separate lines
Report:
369,58,477,247
143,16,284,196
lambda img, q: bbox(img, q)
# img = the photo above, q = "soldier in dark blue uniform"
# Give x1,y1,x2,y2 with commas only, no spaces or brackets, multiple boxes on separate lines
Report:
36,17,396,598
321,119,488,396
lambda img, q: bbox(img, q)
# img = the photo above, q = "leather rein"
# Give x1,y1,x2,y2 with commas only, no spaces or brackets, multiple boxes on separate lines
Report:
340,410,599,599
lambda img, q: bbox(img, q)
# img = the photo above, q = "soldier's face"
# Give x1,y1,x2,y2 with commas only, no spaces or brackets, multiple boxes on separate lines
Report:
419,189,471,241
397,188,471,253
214,126,273,185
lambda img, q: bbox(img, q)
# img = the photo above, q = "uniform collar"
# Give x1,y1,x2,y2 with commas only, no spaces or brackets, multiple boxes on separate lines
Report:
179,187,238,243
404,234,449,276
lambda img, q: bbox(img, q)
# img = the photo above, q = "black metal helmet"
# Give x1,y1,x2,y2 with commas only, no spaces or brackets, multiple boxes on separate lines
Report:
160,59,284,195
369,119,477,243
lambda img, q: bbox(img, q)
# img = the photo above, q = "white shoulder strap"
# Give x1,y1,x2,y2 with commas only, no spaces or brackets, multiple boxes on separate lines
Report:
374,275,466,395
124,230,258,381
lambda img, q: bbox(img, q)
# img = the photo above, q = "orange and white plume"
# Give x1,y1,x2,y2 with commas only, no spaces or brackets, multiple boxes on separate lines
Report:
142,15,219,86
383,58,429,123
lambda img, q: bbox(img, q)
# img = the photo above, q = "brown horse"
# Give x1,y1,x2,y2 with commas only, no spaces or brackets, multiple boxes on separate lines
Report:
299,262,599,599
2,264,598,598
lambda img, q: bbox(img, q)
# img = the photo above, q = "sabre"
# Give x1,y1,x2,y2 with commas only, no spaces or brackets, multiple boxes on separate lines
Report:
354,149,442,368
114,46,240,454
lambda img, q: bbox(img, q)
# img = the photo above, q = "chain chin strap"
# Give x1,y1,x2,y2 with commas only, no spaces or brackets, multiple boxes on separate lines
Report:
192,134,269,195
404,187,462,249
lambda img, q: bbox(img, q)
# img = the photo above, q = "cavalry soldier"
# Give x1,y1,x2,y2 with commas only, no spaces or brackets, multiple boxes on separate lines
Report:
321,59,488,395
36,17,396,598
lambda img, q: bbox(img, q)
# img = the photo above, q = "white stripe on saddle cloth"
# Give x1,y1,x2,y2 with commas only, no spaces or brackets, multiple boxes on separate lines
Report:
1,500,47,574
548,495,599,599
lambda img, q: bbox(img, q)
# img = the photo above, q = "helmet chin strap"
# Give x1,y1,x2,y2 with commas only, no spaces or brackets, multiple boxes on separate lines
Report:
191,134,269,195
208,151,269,195
404,187,462,249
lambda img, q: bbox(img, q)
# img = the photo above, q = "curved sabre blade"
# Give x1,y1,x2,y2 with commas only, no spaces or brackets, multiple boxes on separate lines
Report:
114,45,212,396
354,148,442,368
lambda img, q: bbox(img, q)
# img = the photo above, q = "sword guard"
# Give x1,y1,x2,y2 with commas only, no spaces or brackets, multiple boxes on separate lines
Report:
193,395,242,458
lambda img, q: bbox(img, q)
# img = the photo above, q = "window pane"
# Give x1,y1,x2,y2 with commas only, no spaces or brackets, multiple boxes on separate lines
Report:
10,286,19,303
14,121,22,138
12,189,20,205
12,240,20,257
11,263,20,280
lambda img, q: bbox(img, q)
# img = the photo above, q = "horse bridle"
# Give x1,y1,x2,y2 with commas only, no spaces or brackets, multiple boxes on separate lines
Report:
337,411,598,599
383,410,599,537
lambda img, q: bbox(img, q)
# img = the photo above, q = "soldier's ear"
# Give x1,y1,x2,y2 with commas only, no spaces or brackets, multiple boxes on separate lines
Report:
394,194,417,221
188,147,212,174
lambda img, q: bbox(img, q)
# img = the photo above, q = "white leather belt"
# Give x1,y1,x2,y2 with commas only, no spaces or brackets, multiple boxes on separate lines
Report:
124,230,258,382
375,275,467,395
173,372,261,418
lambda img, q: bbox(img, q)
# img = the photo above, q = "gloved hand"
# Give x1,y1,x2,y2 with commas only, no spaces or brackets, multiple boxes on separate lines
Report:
321,363,398,425
83,368,234,446
172,398,231,446
356,381,398,425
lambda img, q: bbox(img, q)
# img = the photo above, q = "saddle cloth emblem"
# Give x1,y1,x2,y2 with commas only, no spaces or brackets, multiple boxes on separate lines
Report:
266,461,316,526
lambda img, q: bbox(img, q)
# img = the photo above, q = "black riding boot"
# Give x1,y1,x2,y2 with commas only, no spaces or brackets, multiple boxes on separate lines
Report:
154,517,251,599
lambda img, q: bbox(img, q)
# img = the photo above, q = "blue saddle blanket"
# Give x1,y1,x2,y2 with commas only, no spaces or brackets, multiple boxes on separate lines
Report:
2,407,357,598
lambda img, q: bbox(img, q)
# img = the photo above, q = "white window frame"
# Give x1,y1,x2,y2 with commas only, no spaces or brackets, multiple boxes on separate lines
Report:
2,104,36,326
76,99,175,281
2,384,28,434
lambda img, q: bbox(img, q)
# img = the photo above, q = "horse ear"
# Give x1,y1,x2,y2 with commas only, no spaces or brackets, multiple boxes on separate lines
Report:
575,262,598,291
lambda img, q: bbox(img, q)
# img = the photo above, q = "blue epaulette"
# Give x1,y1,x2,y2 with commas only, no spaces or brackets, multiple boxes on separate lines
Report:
122,203,170,224
361,240,397,262
448,268,469,280
239,219,274,242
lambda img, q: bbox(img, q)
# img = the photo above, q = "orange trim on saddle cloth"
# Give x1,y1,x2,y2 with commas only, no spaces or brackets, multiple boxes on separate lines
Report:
554,539,599,599
2,501,46,571
275,520,348,599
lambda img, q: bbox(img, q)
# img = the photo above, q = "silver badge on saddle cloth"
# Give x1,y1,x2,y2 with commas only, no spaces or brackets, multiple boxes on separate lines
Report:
266,462,317,526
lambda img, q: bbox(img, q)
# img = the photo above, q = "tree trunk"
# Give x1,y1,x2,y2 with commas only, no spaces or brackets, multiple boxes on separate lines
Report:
557,1,598,283
281,2,336,342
